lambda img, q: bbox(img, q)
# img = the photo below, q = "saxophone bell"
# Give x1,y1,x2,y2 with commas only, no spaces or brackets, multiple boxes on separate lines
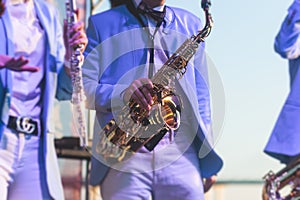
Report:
160,90,181,130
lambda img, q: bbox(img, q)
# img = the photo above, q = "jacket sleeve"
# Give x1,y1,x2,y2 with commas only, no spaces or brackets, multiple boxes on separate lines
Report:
194,43,211,129
54,8,72,101
82,16,128,113
275,0,300,59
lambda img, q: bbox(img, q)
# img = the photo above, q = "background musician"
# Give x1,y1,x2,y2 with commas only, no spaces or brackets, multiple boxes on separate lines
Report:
263,0,300,199
264,0,300,167
0,0,87,199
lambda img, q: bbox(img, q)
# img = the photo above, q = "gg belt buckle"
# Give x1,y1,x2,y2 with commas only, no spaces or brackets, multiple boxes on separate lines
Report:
16,117,36,134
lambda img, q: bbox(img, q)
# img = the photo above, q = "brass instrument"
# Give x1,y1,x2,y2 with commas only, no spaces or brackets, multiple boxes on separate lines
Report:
262,156,300,200
66,0,88,147
96,0,214,162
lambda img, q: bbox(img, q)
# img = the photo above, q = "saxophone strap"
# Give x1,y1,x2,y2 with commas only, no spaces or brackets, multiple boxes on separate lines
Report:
144,127,169,151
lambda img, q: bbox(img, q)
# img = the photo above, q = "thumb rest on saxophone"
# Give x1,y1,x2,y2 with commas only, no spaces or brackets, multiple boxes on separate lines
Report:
66,0,88,148
96,0,213,162
262,156,300,200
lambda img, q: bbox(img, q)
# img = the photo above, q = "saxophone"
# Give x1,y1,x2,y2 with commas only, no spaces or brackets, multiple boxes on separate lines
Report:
96,0,213,162
262,155,300,200
66,0,88,147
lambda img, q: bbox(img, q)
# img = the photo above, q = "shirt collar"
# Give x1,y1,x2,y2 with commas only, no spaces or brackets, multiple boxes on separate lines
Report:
7,0,35,21
9,0,30,5
133,0,165,12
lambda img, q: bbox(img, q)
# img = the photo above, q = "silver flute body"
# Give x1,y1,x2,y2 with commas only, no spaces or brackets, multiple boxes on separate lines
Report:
66,0,88,147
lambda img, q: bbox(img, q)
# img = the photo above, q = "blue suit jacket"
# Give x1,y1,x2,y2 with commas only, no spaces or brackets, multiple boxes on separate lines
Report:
83,3,223,185
0,0,72,198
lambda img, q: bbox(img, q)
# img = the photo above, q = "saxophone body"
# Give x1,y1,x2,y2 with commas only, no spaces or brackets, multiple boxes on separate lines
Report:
262,156,300,200
66,0,88,147
96,0,213,162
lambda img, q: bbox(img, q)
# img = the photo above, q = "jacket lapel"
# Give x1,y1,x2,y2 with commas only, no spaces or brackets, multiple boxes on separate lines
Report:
0,5,14,56
0,4,13,121
34,0,52,56
162,6,175,34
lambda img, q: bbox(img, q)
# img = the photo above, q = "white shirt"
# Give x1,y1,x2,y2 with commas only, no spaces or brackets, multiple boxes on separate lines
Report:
133,0,165,12
7,0,45,119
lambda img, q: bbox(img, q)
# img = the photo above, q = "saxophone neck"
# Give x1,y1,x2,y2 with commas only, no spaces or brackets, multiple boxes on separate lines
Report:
201,0,211,10
193,0,213,45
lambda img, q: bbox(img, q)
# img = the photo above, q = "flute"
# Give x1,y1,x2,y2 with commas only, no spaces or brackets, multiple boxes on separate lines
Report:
65,0,88,148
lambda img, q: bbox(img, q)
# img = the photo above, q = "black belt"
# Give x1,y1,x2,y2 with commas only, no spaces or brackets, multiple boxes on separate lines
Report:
7,116,39,136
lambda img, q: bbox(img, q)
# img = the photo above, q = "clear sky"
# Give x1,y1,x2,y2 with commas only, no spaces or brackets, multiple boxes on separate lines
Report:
92,0,294,181
199,0,292,181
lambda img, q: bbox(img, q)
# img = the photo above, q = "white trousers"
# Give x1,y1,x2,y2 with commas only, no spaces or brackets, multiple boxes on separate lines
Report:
0,127,52,200
101,133,204,200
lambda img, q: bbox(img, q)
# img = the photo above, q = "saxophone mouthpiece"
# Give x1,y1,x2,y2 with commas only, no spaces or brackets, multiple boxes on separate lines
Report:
201,0,211,10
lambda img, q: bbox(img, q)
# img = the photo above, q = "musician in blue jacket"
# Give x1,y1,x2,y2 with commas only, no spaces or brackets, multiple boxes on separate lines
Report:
83,0,222,200
83,0,223,199
264,0,300,164
0,0,87,199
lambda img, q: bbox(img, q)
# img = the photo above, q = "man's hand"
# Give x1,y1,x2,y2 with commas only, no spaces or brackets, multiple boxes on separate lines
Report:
203,175,217,193
0,55,39,72
64,10,88,61
123,78,154,111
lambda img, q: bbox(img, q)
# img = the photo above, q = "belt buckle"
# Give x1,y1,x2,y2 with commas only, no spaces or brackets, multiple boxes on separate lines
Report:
16,116,36,134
